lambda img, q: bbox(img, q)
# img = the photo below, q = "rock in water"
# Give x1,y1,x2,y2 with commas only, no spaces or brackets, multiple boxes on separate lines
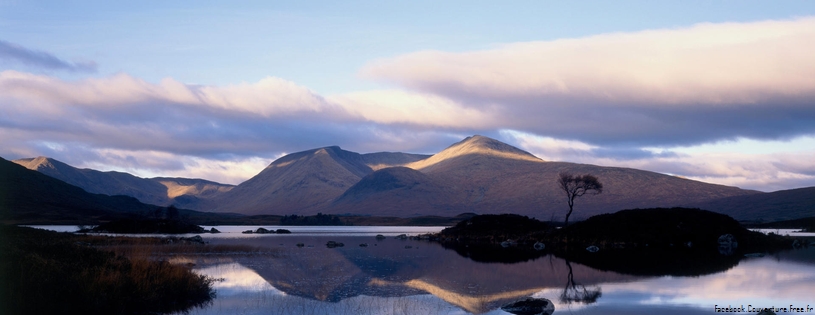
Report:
718,234,738,255
501,297,555,315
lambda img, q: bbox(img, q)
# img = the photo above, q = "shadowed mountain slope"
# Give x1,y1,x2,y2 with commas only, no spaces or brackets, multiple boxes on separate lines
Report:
0,157,160,224
331,167,462,216
207,146,374,215
207,147,432,215
692,186,815,222
12,157,233,208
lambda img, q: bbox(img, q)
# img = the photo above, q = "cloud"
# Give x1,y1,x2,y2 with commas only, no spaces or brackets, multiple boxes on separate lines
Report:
328,89,495,129
0,70,481,182
0,40,97,73
361,17,815,147
504,130,815,192
2,17,814,190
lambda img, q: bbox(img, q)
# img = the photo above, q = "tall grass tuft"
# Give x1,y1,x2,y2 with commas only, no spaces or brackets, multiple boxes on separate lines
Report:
0,225,215,315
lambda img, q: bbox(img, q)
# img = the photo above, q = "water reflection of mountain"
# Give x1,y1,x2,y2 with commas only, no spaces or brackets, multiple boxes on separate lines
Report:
440,239,745,277
206,237,639,313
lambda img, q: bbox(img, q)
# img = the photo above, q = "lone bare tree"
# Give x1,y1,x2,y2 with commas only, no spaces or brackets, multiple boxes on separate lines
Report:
557,172,603,226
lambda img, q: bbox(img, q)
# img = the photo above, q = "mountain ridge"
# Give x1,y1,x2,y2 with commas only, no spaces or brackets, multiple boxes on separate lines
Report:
0,157,161,223
11,136,814,222
12,156,234,208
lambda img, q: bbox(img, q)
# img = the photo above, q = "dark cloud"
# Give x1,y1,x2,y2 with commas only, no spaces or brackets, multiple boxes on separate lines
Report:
0,40,97,73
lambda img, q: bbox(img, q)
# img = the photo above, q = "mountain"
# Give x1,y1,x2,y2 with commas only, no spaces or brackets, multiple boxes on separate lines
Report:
692,186,815,222
0,157,161,224
327,135,761,220
206,147,430,215
12,157,234,208
203,135,774,221
331,167,460,216
16,135,811,222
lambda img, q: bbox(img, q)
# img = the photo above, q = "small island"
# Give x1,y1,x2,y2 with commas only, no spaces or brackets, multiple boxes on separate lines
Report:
432,208,809,275
85,218,213,234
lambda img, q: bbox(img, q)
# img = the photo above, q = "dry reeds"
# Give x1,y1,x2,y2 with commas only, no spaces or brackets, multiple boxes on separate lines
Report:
0,225,215,315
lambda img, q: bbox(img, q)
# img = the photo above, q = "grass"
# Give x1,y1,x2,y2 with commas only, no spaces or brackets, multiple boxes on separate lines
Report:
0,225,217,315
78,234,279,259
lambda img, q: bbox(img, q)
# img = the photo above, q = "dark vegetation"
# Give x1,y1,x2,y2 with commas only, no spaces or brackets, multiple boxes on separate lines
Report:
89,218,208,234
84,206,215,234
437,214,551,263
434,208,806,275
440,214,549,241
750,216,815,232
281,213,345,225
0,225,215,315
189,213,474,226
552,208,785,253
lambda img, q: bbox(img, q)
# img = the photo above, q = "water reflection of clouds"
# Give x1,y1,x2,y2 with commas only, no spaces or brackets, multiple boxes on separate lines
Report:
195,263,286,297
539,257,815,314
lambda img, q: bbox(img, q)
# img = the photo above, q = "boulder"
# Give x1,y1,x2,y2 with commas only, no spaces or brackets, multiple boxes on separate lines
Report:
275,229,292,234
326,241,345,248
501,239,517,247
184,235,205,244
209,227,221,233
255,227,273,234
375,234,386,240
718,234,738,255
501,297,555,315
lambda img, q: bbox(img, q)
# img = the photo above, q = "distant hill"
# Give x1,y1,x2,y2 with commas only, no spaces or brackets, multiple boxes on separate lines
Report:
0,157,161,224
12,156,233,208
692,186,815,222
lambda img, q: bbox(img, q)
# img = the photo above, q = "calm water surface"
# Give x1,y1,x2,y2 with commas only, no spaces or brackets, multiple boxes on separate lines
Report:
29,226,815,314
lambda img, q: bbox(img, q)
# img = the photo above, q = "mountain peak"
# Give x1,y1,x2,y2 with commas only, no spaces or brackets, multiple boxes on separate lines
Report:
406,135,542,171
13,156,61,171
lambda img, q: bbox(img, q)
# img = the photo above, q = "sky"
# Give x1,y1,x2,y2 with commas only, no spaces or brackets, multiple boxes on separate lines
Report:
1,1,814,192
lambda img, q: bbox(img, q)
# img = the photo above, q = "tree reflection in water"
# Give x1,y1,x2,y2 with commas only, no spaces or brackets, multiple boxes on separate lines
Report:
560,260,601,305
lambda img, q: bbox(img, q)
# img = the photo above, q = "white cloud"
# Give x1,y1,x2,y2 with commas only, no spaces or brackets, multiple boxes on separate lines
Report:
507,131,815,192
329,89,494,128
364,17,815,105
83,149,272,185
362,17,815,147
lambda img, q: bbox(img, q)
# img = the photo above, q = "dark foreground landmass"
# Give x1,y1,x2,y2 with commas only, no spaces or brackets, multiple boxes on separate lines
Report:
0,225,215,315
433,208,810,276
